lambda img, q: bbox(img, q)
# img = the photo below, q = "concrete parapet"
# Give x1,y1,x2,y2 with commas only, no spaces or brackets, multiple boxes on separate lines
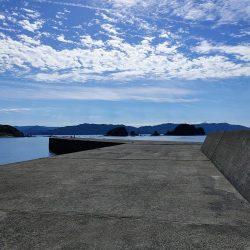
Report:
202,131,250,203
201,131,224,159
49,137,124,154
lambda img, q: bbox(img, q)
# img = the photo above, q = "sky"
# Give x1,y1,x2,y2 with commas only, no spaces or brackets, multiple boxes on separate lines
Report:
0,0,250,126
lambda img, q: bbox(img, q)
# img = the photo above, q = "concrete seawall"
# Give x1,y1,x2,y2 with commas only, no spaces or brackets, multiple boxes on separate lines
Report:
49,137,124,154
202,131,250,203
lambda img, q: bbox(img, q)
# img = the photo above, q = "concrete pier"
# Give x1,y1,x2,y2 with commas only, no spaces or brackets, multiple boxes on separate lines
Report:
0,138,250,249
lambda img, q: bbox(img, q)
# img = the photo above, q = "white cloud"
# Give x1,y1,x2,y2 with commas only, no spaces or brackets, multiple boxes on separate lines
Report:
169,1,216,21
22,8,40,19
0,26,17,32
57,34,74,43
0,14,5,20
18,19,44,32
159,31,172,39
30,0,250,25
101,23,119,35
230,30,250,38
100,13,116,23
0,108,31,113
18,34,41,46
241,30,250,36
104,0,250,25
194,40,250,62
7,16,17,23
0,32,250,82
1,0,249,83
155,42,177,54
80,35,104,47
108,0,140,7
36,0,108,11
0,84,196,103
55,10,69,20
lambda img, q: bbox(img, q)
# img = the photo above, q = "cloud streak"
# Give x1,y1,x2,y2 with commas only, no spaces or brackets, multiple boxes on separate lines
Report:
0,108,31,113
105,0,250,24
0,84,197,103
194,41,250,62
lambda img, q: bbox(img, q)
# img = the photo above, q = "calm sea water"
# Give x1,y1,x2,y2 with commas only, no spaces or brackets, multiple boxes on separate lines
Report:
0,135,206,165
0,137,52,165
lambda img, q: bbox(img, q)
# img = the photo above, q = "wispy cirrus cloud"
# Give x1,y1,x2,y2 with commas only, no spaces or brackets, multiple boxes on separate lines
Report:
0,108,31,113
194,40,250,62
105,0,250,24
0,83,197,103
35,0,108,11
22,8,40,19
32,0,250,25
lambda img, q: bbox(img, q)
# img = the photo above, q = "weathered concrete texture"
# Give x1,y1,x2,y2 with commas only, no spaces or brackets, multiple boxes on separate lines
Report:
202,131,250,203
0,140,250,249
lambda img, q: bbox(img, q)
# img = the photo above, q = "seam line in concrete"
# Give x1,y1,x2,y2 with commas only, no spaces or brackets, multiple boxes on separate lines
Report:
52,158,209,161
1,209,245,227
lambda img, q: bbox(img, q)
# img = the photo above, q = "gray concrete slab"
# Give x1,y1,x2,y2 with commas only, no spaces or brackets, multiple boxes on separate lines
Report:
0,140,250,249
55,143,208,161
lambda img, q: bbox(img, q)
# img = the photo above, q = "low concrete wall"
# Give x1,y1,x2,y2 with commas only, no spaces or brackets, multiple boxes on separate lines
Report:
202,131,250,203
49,137,124,155
201,132,224,159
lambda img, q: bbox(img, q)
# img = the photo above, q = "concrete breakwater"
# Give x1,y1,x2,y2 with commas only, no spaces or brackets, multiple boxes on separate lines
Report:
202,131,250,203
49,137,124,154
0,135,250,249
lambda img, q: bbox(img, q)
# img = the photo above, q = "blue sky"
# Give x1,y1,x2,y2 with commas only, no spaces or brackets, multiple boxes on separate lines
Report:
0,0,250,126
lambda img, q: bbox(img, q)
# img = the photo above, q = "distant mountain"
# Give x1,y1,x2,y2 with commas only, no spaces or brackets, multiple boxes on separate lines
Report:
15,126,59,135
44,124,136,135
194,123,250,133
0,125,24,137
15,123,250,135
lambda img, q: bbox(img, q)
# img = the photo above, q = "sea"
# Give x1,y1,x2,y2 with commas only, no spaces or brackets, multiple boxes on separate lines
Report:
0,135,206,165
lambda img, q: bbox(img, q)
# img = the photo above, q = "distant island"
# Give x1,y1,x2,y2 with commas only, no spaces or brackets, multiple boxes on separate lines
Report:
105,124,204,137
166,124,205,136
0,125,24,137
106,126,128,136
130,131,138,136
15,122,250,136
151,131,160,136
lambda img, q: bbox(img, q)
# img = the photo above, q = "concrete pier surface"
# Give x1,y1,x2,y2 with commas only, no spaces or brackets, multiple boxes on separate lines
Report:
0,139,250,249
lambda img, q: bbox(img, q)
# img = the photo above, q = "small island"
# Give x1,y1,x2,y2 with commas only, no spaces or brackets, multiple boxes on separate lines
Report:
0,125,24,137
106,126,128,136
151,131,160,136
130,131,138,136
166,124,205,136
